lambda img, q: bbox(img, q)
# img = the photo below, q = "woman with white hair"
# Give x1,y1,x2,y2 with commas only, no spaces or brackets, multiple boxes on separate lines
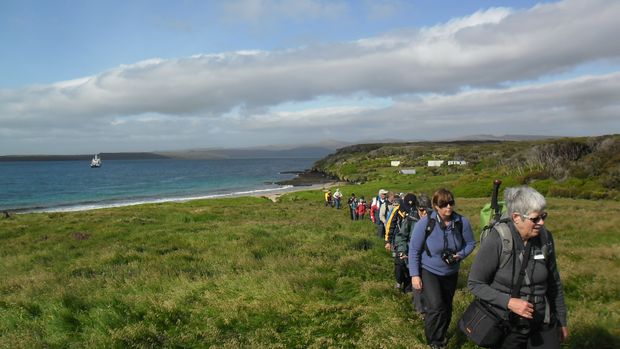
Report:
467,186,569,349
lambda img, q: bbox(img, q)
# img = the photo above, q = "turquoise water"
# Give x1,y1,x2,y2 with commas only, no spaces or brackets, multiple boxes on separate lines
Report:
0,158,317,212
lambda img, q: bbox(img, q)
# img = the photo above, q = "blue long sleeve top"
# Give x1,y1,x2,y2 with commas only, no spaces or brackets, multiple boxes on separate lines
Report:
408,211,476,277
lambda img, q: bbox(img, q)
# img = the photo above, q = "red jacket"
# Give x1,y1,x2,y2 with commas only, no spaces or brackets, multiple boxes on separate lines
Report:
356,202,367,215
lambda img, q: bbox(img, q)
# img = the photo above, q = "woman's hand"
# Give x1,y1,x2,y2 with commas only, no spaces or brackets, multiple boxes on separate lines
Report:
384,242,391,251
560,326,569,342
507,298,534,319
412,276,423,290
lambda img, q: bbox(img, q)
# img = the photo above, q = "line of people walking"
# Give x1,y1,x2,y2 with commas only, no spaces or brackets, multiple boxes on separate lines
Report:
325,188,371,221
362,186,569,349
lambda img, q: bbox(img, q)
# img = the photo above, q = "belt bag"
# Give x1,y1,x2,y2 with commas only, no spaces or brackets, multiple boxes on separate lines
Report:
458,299,508,348
459,238,534,347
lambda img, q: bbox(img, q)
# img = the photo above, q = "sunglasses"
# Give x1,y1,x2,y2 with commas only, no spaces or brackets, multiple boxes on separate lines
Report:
437,200,455,208
521,212,548,224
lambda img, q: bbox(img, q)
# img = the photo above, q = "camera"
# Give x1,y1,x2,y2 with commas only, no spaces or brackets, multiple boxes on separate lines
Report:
441,250,458,266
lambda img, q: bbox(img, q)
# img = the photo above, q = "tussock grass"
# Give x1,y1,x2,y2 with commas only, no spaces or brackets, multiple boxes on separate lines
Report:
1,191,618,348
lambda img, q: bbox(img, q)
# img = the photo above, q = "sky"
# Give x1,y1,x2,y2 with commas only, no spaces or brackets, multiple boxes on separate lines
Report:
1,0,620,155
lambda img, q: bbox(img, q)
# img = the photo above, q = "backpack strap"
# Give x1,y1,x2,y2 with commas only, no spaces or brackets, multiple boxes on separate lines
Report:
384,204,400,242
453,217,463,241
423,217,436,257
493,222,513,269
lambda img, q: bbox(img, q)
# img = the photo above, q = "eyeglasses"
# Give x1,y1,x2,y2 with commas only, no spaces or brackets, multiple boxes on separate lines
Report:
437,200,455,208
521,212,548,224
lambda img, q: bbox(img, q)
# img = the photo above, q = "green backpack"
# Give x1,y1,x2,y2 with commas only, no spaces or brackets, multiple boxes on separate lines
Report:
479,201,507,231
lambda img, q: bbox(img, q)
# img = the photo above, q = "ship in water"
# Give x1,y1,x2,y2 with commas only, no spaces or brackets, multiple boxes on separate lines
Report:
90,154,102,168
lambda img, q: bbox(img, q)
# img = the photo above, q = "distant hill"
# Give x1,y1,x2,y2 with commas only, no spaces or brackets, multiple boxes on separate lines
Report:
0,146,337,162
351,134,559,144
447,134,561,141
0,152,170,162
312,134,619,200
156,146,336,160
0,136,565,161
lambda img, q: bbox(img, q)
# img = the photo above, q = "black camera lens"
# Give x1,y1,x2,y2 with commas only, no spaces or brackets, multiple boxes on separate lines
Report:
441,250,457,265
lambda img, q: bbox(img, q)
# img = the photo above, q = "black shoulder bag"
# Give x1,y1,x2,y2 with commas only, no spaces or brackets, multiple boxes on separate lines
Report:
458,240,532,348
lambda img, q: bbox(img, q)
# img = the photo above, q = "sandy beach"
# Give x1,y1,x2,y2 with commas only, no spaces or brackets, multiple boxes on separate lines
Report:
256,182,341,202
255,169,345,202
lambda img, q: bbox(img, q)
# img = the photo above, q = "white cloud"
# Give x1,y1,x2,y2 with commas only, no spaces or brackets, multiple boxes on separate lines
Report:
1,0,619,154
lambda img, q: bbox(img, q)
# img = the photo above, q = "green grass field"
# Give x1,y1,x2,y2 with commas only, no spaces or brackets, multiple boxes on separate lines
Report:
1,187,619,348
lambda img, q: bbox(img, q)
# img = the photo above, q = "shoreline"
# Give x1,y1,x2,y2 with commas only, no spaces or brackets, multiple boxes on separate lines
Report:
254,182,342,202
4,168,344,214
9,182,342,214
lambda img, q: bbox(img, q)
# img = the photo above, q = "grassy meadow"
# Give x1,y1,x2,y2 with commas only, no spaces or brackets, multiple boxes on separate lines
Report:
1,184,619,348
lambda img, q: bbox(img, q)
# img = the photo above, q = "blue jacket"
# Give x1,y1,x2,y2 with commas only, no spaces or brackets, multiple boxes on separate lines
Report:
408,211,476,276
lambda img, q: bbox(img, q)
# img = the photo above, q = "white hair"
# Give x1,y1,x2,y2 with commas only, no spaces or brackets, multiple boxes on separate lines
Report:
504,186,546,216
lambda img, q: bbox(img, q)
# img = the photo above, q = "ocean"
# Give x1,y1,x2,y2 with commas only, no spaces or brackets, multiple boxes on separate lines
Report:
0,158,318,213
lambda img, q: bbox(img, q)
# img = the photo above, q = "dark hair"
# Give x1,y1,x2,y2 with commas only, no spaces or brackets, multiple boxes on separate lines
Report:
432,188,454,208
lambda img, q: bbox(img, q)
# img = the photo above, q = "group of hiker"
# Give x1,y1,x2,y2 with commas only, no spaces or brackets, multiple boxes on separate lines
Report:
324,189,369,220
327,185,568,349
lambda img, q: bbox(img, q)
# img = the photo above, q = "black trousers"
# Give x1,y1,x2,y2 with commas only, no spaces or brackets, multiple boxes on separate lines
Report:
412,288,425,313
494,316,561,349
421,268,458,346
394,255,410,287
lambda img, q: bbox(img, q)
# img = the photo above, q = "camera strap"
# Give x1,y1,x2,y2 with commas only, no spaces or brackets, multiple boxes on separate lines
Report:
440,218,461,253
442,223,451,252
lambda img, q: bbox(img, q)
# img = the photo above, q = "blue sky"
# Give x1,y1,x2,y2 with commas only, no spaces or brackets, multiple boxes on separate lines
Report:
1,0,619,155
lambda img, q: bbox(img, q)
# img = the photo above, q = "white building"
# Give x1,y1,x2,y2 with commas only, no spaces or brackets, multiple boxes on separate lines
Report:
400,169,417,175
390,161,401,167
427,160,444,167
448,160,467,165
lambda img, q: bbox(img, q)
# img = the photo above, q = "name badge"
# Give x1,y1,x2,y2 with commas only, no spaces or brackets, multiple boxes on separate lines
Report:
534,252,545,260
